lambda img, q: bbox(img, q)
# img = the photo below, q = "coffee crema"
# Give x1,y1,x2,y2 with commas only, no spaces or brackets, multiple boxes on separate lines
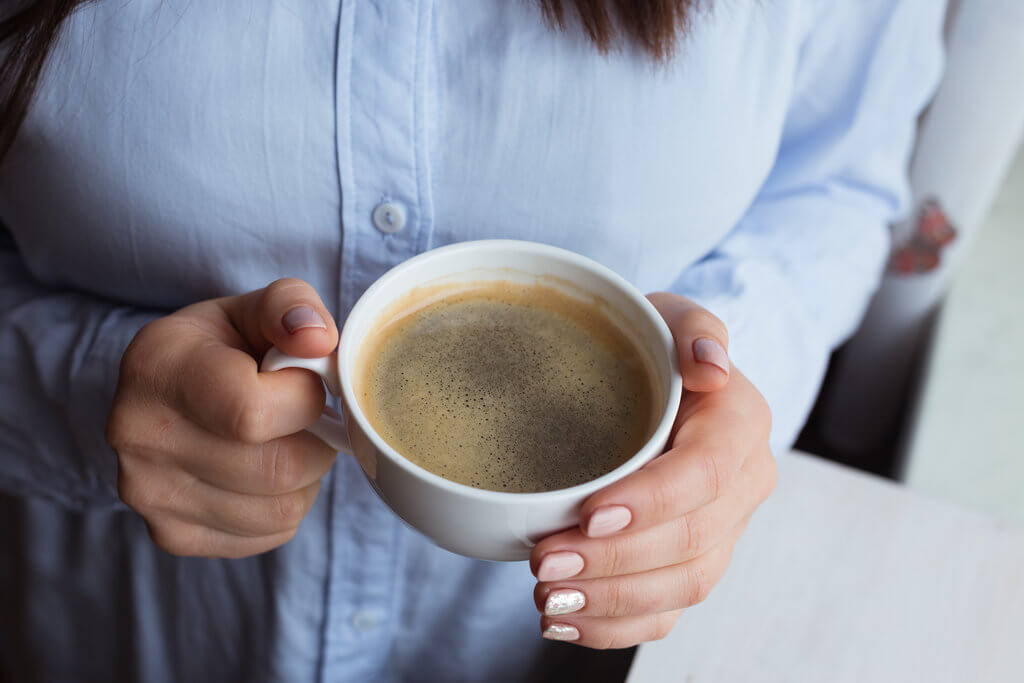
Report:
355,280,656,493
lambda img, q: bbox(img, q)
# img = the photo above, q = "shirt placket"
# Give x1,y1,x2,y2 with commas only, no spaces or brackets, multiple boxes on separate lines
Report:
323,0,432,680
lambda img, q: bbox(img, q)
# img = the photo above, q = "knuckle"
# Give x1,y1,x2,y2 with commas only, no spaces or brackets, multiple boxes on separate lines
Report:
258,528,299,557
652,613,680,641
605,580,630,617
116,467,141,511
162,475,198,511
147,521,202,557
594,632,622,651
603,537,627,577
265,440,304,493
607,578,651,617
678,510,706,558
119,321,173,389
116,462,159,515
684,564,712,607
105,409,133,451
649,471,681,523
120,327,155,374
119,341,148,380
270,491,307,528
700,452,723,501
230,394,268,444
119,462,199,520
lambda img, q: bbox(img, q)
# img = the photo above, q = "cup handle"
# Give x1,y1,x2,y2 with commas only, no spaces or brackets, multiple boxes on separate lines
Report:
260,347,352,456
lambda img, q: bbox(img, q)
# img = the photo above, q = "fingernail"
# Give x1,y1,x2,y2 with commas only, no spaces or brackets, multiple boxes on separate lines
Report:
537,552,584,582
693,338,730,375
283,306,327,333
585,505,632,538
542,623,580,641
545,589,586,616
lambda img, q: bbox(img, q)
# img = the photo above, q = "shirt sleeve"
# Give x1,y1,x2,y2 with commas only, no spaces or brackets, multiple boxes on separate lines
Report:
669,0,946,454
0,230,160,509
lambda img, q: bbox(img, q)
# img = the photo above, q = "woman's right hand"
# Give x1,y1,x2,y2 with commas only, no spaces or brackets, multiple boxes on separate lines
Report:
106,279,340,558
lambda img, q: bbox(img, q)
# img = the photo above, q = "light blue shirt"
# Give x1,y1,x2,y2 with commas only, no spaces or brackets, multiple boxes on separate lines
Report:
0,1,944,681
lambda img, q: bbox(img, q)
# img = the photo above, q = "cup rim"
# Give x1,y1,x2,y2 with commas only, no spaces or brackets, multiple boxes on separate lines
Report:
337,240,683,504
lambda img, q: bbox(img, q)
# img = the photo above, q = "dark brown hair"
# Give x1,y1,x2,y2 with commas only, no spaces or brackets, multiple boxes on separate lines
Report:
1,1,92,159
539,0,700,60
0,0,700,161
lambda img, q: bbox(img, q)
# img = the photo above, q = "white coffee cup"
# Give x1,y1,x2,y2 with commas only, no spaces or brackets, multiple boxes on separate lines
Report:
262,240,682,561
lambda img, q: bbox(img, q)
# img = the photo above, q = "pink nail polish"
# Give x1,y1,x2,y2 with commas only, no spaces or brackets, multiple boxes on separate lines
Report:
542,623,580,641
585,506,632,538
537,552,584,582
283,306,327,333
693,338,730,375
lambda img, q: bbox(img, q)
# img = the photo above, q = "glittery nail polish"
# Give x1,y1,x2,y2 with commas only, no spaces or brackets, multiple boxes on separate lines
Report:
544,589,586,616
542,623,580,641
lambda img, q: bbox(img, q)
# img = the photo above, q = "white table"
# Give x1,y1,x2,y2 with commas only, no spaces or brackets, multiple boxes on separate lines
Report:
627,452,1024,683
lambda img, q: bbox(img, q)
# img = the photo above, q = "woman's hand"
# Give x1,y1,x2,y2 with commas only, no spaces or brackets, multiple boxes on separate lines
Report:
530,293,777,648
106,279,339,558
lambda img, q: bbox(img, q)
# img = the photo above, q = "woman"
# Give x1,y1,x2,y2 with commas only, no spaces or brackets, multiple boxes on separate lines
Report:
0,1,944,681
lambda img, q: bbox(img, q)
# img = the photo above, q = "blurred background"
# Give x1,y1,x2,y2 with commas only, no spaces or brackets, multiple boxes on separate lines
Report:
794,0,1024,527
901,148,1024,524
798,143,1024,524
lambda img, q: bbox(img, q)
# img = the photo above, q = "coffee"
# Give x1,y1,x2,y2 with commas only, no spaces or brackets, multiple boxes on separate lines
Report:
355,280,656,493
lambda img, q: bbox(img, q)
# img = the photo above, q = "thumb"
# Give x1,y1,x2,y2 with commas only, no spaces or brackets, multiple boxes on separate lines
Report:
227,278,339,359
647,292,730,392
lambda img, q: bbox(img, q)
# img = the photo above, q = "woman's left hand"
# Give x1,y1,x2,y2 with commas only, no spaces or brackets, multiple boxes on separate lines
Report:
530,292,777,649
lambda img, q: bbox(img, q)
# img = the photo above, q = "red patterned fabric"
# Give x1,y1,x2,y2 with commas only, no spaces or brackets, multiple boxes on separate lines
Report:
889,198,958,274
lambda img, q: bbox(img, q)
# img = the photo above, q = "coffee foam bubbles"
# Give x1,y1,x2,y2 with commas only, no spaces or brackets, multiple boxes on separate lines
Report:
355,281,655,493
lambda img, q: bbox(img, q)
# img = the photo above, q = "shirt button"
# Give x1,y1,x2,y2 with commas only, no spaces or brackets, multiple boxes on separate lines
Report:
372,201,406,234
351,610,382,632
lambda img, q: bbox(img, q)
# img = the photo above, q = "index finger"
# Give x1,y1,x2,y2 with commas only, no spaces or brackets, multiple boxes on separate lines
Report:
175,341,328,444
578,395,752,537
